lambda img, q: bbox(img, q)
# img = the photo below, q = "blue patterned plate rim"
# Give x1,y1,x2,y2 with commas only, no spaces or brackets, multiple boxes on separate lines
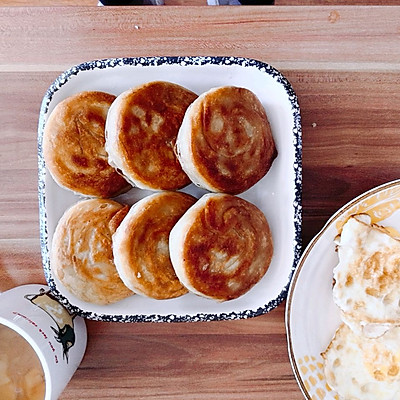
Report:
37,55,302,323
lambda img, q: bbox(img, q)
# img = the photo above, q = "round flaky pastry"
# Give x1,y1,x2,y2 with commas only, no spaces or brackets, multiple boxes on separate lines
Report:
113,191,197,300
51,199,134,305
105,81,197,191
175,86,277,194
169,193,273,301
43,91,130,198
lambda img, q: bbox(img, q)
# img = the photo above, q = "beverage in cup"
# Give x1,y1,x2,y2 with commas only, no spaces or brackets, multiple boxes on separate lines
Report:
0,284,87,400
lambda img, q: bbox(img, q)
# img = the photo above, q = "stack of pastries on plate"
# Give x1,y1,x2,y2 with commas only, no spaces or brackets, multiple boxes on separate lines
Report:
322,214,400,399
43,81,277,305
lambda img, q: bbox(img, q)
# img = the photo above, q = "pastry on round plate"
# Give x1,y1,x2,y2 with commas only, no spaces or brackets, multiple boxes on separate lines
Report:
113,191,196,300
105,81,197,191
43,91,130,198
51,198,134,305
169,193,273,301
175,86,277,195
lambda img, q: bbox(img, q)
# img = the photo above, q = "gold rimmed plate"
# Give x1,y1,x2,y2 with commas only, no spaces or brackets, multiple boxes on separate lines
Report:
285,179,400,399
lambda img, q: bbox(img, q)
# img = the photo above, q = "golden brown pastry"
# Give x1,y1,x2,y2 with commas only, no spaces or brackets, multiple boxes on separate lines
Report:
105,81,197,191
51,198,134,305
112,191,196,300
43,91,130,198
169,193,273,301
175,86,277,194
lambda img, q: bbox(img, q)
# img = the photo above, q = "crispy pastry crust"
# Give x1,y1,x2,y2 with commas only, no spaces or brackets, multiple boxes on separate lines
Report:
175,86,277,195
51,199,133,305
169,193,273,301
105,81,197,190
113,191,196,299
43,91,130,197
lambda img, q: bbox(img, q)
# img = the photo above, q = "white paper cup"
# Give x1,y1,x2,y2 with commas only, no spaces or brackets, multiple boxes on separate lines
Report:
0,284,87,400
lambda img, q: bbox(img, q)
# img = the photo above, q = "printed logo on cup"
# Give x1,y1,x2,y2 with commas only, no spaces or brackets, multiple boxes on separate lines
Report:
24,288,77,363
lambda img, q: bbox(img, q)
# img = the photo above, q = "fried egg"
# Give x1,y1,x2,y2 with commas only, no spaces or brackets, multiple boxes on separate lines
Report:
332,214,400,338
322,323,400,400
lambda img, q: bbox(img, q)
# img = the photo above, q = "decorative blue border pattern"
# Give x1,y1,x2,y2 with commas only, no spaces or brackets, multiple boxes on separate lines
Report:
37,56,302,323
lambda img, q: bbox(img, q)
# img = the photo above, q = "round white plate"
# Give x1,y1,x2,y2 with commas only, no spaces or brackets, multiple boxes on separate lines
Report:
38,56,302,322
286,179,400,399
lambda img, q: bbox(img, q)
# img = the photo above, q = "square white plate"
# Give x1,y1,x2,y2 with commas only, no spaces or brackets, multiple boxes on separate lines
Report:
38,56,302,322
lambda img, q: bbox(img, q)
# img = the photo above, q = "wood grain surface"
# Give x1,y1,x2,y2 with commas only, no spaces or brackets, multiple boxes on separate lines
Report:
3,0,399,5
1,5,400,399
1,0,207,5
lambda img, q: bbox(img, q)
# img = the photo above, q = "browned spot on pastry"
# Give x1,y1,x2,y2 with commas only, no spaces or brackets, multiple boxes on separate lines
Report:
43,91,130,197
